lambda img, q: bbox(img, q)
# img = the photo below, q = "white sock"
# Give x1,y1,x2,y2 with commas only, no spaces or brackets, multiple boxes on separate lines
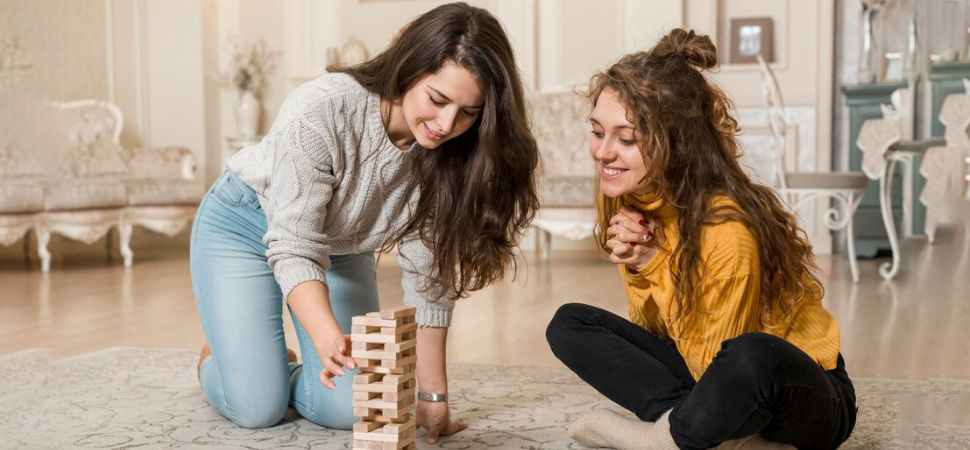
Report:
641,409,679,450
568,409,677,450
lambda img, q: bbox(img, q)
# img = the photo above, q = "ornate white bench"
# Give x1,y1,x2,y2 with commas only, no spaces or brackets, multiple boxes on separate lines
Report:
0,100,204,271
529,90,597,259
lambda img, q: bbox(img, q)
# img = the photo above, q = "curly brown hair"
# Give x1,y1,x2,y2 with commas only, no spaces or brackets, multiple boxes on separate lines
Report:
334,3,539,299
590,28,823,330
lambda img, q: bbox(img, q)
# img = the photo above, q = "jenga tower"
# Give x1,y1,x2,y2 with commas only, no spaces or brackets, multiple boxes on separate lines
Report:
350,305,418,450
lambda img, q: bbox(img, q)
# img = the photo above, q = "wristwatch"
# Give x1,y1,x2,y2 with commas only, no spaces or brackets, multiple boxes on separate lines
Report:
417,391,448,402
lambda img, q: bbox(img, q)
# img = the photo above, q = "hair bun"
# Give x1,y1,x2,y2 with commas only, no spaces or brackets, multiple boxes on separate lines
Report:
652,28,718,70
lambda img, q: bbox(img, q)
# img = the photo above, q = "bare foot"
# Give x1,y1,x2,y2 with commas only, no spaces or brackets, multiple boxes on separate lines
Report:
197,344,211,380
196,344,298,380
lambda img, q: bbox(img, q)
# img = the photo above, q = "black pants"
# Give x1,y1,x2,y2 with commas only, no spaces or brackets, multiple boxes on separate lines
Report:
546,303,857,450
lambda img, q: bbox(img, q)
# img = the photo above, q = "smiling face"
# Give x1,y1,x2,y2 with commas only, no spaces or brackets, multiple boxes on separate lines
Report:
401,61,485,149
589,87,650,198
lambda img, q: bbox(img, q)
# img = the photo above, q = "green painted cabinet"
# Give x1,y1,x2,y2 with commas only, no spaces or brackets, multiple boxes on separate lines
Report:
929,61,970,137
841,82,923,258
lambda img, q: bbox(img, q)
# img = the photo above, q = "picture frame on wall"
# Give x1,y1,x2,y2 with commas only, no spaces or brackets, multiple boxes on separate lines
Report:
729,17,774,64
963,27,970,61
881,52,903,82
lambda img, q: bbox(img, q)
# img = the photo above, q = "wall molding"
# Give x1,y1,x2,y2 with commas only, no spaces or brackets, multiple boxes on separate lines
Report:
133,0,151,146
104,0,115,103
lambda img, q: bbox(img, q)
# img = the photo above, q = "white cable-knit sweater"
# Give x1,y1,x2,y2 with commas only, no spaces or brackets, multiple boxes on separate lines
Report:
226,73,455,327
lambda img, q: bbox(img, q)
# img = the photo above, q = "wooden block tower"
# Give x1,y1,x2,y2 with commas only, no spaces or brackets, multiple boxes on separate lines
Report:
350,305,418,450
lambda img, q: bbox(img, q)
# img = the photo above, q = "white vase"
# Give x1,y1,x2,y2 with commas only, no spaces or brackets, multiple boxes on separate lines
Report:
235,90,261,137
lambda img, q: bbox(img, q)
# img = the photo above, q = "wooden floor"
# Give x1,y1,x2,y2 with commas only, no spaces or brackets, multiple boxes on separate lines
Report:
2,224,969,381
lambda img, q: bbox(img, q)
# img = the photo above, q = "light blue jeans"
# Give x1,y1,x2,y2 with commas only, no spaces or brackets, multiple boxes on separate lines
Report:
190,170,379,429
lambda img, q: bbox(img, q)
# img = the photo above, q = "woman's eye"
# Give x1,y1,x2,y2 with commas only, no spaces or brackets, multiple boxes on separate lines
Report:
460,109,477,117
590,131,604,138
429,96,446,106
620,138,636,146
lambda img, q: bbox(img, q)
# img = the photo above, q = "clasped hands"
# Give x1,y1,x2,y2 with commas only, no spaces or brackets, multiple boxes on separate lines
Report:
606,206,665,273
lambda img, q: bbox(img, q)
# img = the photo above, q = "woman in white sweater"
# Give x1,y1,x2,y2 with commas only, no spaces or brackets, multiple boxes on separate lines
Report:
190,3,538,442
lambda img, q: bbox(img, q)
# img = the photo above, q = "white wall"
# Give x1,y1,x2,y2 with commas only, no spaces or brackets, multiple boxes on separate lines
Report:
2,1,837,253
686,0,836,253
108,0,206,177
229,0,835,253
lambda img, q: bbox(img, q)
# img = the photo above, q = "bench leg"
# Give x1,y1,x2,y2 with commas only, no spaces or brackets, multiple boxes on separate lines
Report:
119,220,134,268
37,226,51,273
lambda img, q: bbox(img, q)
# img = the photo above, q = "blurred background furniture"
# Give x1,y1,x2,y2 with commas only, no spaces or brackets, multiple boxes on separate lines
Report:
529,90,597,260
223,134,262,168
919,81,970,241
841,81,927,256
758,55,868,282
856,86,951,280
0,100,204,271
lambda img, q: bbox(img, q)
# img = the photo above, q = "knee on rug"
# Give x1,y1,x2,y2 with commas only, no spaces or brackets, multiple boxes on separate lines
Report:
226,397,288,429
297,401,357,430
545,303,592,353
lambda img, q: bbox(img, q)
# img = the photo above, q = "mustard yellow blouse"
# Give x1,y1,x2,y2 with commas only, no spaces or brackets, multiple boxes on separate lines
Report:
620,194,840,381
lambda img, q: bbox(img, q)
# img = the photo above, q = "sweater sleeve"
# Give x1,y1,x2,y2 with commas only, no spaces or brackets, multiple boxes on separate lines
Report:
397,231,456,327
263,105,341,301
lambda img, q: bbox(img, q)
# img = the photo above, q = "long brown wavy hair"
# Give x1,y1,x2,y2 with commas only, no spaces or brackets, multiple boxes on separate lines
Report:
333,3,539,299
590,28,822,330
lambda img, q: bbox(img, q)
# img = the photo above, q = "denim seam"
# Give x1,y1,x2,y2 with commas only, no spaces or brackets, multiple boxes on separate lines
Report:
190,183,237,420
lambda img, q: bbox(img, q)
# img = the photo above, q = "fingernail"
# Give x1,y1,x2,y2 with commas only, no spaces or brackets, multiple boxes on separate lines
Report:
630,242,637,247
647,231,654,238
638,219,645,226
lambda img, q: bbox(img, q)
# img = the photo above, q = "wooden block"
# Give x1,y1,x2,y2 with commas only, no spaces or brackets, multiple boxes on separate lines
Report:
382,420,415,434
350,343,414,362
352,439,384,450
379,305,416,319
351,348,402,361
350,314,409,327
352,339,415,354
352,341,384,351
381,387,415,402
354,373,380,384
353,421,383,432
380,354,417,370
353,402,414,420
352,437,414,450
354,391,381,400
350,328,416,344
359,412,411,424
353,372,415,393
352,393,414,410
380,372,416,385
359,363,414,375
353,421,416,443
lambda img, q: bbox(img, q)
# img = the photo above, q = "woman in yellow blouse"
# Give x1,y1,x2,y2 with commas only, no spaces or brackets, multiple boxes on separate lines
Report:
545,29,856,450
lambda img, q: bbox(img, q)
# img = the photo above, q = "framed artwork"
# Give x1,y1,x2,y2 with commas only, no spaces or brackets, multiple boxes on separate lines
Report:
729,17,774,64
963,27,970,61
881,52,903,82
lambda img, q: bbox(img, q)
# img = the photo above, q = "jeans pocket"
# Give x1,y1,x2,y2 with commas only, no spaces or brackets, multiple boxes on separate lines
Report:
212,174,246,206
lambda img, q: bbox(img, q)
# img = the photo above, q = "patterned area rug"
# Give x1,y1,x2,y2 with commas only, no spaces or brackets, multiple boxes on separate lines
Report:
1,348,969,449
